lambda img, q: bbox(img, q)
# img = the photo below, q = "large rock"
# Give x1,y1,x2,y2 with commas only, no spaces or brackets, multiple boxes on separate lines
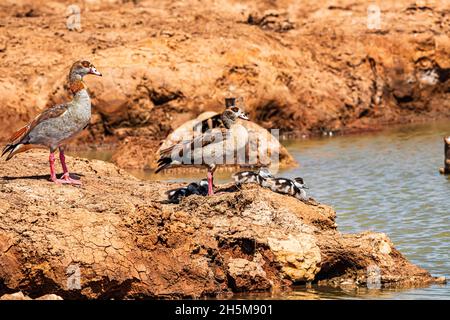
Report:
0,151,442,299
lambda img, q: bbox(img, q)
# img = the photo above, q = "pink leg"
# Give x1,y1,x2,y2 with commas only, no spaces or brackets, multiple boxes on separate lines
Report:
60,148,69,174
59,148,82,185
49,152,58,182
207,171,214,196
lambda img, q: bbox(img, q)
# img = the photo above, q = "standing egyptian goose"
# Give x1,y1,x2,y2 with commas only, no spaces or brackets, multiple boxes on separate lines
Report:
2,60,102,184
156,106,249,195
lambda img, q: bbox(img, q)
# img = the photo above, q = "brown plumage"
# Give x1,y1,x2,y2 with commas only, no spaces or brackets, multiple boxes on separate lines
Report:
2,104,69,160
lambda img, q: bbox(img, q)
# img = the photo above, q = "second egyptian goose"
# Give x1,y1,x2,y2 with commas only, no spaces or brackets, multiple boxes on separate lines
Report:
2,60,102,184
156,106,249,195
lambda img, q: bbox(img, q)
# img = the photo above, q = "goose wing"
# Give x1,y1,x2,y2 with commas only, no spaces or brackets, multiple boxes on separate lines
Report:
5,104,69,147
193,113,224,133
160,127,228,159
156,128,231,172
2,103,69,159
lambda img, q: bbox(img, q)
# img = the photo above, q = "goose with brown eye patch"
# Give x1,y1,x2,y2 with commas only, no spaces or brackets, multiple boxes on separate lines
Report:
2,60,102,185
70,60,102,80
156,106,250,196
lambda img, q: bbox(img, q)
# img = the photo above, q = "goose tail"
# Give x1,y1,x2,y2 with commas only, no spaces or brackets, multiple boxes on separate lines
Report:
2,143,31,161
155,157,173,173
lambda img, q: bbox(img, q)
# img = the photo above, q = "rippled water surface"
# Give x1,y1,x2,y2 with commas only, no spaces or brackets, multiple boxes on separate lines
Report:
74,121,450,299
279,121,450,300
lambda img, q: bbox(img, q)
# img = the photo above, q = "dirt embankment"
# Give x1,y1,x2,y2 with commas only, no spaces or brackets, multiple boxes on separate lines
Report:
0,0,449,169
0,151,443,299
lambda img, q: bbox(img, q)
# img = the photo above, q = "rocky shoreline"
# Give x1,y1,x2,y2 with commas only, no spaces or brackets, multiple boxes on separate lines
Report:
1,0,449,171
0,151,444,299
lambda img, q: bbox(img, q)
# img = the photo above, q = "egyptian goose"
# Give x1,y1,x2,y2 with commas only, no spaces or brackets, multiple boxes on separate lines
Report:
232,167,273,188
156,106,249,195
267,177,309,201
2,60,102,184
166,179,209,203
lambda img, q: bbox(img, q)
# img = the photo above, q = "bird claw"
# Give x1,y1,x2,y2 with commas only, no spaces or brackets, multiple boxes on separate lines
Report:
51,173,82,185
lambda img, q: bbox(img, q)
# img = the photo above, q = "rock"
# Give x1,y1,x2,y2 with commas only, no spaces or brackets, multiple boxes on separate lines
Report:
0,151,440,299
0,291,63,300
267,234,320,282
0,0,449,169
434,276,447,284
227,255,272,292
35,294,64,300
0,292,31,300
247,10,295,33
0,36,7,52
111,137,161,170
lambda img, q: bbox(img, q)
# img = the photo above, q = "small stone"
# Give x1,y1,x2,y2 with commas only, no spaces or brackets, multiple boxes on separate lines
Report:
0,292,31,300
435,276,447,284
0,37,7,52
35,294,63,300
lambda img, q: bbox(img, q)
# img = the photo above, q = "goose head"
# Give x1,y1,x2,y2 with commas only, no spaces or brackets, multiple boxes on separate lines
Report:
293,177,308,189
221,106,249,129
258,167,273,179
231,106,249,120
69,60,102,81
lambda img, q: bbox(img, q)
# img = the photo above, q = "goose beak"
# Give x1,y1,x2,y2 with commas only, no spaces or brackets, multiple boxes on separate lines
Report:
239,113,249,120
89,67,102,76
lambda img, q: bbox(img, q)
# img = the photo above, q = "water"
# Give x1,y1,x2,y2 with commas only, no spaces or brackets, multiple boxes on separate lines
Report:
73,120,450,299
278,120,450,300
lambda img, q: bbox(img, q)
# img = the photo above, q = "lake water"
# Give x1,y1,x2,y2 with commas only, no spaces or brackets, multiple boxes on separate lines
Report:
72,120,450,300
277,120,450,300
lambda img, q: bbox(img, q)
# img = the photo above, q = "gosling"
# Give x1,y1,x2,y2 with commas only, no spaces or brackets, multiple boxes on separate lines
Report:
268,177,309,201
166,179,209,203
232,167,273,188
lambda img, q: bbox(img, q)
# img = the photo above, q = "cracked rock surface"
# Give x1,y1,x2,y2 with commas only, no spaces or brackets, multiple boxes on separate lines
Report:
0,151,439,299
